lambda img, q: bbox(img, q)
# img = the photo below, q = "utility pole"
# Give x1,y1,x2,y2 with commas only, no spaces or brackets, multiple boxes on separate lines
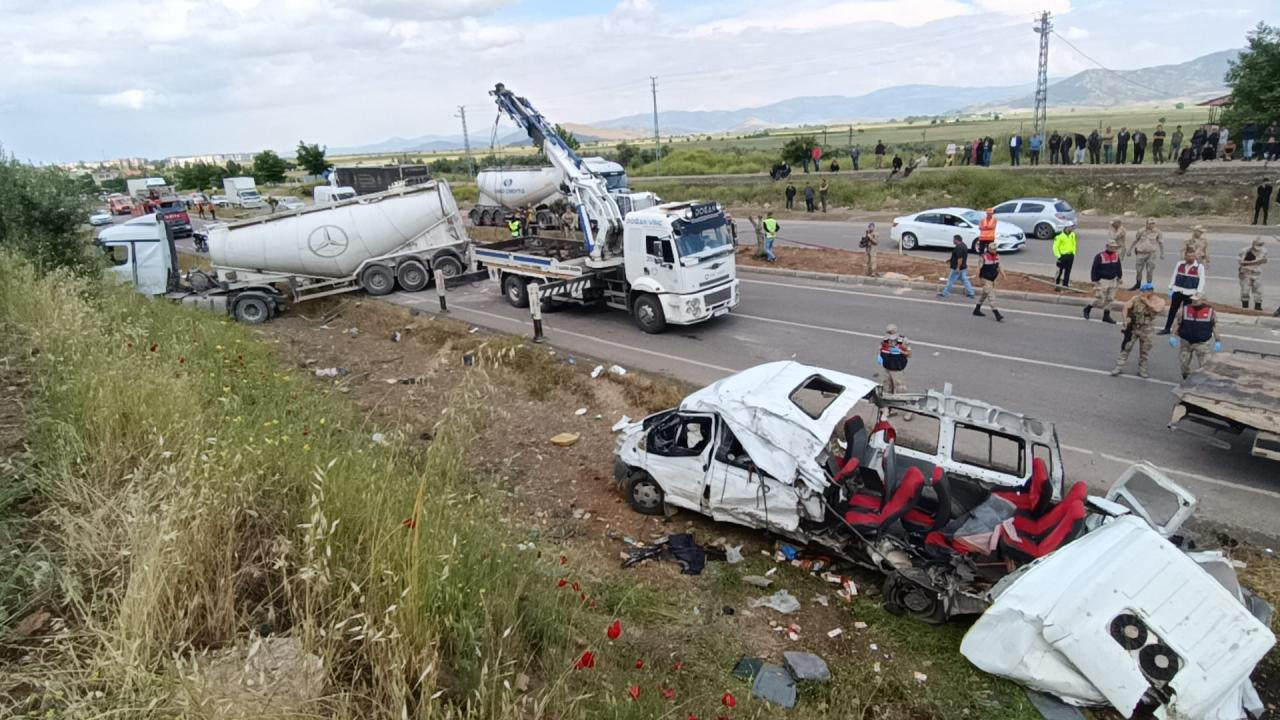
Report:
650,76,660,144
455,105,474,176
1032,11,1052,139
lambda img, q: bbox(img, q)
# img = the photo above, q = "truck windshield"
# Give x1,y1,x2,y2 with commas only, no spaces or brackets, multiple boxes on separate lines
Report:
674,221,733,261
599,172,627,192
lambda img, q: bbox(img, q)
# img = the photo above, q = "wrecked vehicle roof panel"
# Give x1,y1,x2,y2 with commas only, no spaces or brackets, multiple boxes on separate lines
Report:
1173,350,1280,435
961,516,1274,719
680,361,878,488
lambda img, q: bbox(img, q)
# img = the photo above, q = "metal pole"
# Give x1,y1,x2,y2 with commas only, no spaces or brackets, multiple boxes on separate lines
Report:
528,281,544,343
1032,11,1052,139
434,269,448,313
650,76,660,144
456,105,474,176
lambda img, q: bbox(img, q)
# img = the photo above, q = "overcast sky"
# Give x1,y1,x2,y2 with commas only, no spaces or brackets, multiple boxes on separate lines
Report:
0,0,1271,163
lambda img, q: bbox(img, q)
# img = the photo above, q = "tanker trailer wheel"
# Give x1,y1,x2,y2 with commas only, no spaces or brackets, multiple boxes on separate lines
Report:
232,293,271,325
502,274,529,308
468,207,482,226
432,255,464,280
396,260,429,292
360,264,395,296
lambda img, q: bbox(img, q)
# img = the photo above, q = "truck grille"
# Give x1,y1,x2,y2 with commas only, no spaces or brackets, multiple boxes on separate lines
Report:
705,286,732,307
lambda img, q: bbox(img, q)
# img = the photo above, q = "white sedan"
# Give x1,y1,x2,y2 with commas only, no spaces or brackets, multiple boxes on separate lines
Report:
88,210,113,226
891,207,1026,253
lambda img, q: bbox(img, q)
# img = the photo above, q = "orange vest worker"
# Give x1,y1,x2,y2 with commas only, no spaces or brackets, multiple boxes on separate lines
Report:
979,209,997,246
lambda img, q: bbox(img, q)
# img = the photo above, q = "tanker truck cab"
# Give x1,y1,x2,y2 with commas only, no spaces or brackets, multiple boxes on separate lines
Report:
625,202,738,330
97,214,179,296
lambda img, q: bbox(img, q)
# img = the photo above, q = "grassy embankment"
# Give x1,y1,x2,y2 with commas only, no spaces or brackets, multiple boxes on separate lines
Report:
0,256,1051,719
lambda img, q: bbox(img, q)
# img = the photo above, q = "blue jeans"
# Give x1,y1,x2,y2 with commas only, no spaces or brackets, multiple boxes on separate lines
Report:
765,237,776,261
940,269,974,297
1104,146,1113,163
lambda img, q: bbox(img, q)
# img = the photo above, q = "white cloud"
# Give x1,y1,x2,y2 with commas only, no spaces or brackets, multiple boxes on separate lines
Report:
96,89,158,110
1064,25,1090,40
458,19,522,49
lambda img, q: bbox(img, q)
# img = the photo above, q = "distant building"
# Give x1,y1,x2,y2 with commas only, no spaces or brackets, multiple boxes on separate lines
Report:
166,152,254,167
335,165,431,195
1196,94,1232,124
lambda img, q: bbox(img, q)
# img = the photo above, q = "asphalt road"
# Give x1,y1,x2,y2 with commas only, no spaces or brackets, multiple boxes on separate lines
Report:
770,217,1280,310
382,271,1280,542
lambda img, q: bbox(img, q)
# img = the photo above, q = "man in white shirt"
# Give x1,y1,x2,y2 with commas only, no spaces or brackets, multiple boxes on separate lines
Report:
945,142,957,166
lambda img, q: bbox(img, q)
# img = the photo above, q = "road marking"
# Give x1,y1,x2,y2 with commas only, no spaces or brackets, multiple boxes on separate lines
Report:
732,311,1177,386
1060,443,1096,455
1097,453,1280,500
1221,333,1280,346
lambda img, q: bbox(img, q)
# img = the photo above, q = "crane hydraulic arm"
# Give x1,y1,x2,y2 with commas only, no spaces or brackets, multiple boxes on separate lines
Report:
489,83,623,262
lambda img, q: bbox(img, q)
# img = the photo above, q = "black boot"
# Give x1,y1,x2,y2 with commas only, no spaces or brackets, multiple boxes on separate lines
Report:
1128,282,1141,291
993,309,1005,322
1255,302,1263,311
973,304,985,317
1083,306,1092,319
1102,310,1116,324
1243,301,1250,309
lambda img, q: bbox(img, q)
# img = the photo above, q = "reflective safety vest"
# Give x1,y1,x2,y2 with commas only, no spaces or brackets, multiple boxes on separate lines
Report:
507,219,522,237
1172,261,1201,292
979,215,997,244
1178,305,1215,343
762,218,779,238
879,338,909,371
979,252,1000,281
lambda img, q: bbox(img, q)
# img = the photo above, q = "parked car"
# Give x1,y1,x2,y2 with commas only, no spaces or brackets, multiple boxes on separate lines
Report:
88,210,113,226
108,195,134,215
890,208,1026,253
185,193,208,207
276,196,305,211
993,197,1077,240
211,195,231,207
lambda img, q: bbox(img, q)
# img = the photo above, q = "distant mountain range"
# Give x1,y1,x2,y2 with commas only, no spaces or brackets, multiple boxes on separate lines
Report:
331,48,1237,156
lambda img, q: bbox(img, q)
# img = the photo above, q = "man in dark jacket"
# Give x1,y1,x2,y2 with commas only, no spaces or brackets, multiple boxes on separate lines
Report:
1116,127,1131,164
1133,129,1148,164
803,184,815,212
1059,133,1072,165
1240,123,1258,161
784,182,796,210
874,141,887,168
1255,178,1274,225
1084,238,1123,323
1048,131,1061,165
938,234,976,298
1087,130,1101,164
1152,125,1167,163
982,137,994,166
1073,132,1087,164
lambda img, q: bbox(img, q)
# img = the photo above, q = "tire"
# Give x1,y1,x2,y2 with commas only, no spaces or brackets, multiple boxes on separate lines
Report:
536,209,554,227
1034,222,1055,240
468,208,482,225
432,255,464,280
481,208,497,226
396,260,429,292
971,239,982,254
624,472,665,515
900,232,918,250
502,274,529,308
881,571,947,624
632,294,666,334
360,264,395,296
232,294,271,324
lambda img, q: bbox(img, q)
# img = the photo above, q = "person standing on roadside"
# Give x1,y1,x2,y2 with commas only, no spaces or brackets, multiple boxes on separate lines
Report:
1010,133,1022,165
804,184,816,212
875,141,886,169
1159,247,1206,335
1073,132,1087,164
1048,131,1061,165
1112,282,1165,378
938,234,976,299
1127,217,1164,290
819,179,829,213
861,222,879,277
946,142,957,166
1102,126,1115,164
812,145,823,173
1132,129,1148,164
785,182,796,210
1170,125,1184,161
877,324,913,419
851,145,861,171
560,207,577,240
1085,238,1123,323
1255,178,1274,225
1170,294,1220,379
1184,225,1210,266
1109,217,1128,259
1238,237,1268,310
973,246,1006,322
1116,127,1131,164
1153,124,1167,164
1059,133,1073,165
983,137,994,167
1029,133,1043,165
977,207,996,252
1087,130,1101,164
762,212,779,262
1053,222,1078,290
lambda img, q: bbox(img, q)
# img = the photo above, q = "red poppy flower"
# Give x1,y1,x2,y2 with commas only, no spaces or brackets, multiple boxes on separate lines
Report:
557,578,568,588
571,581,581,592
402,517,417,529
589,600,597,609
627,685,641,701
687,715,698,720
673,660,684,671
578,592,587,602
662,687,676,700
721,692,737,708
634,659,645,669
575,651,595,670
606,620,622,641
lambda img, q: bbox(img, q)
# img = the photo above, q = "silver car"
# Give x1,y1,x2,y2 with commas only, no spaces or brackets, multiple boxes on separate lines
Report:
993,197,1078,240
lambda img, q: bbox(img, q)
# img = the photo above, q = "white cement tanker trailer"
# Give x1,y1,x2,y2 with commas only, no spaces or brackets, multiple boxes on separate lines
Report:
469,158,658,229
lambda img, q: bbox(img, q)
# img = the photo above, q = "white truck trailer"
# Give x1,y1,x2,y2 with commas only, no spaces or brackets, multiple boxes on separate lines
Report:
222,176,265,209
476,83,737,334
98,180,473,323
127,176,170,199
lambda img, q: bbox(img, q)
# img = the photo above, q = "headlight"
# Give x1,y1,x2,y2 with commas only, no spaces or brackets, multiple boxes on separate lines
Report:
685,297,703,315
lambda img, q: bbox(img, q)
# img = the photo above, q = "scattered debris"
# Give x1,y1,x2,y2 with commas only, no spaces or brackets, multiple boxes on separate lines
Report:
391,331,402,342
314,367,343,378
610,415,632,431
1025,690,1087,720
621,533,707,575
750,590,800,615
764,567,778,577
549,432,580,447
591,365,604,378
514,673,530,693
188,637,325,718
608,364,627,376
574,408,587,416
751,664,798,709
783,651,831,682
913,671,928,684
370,432,388,446
724,544,744,564
786,623,801,641
853,621,868,630
827,628,844,639
742,575,773,589
811,595,829,607
732,656,764,680
468,327,479,334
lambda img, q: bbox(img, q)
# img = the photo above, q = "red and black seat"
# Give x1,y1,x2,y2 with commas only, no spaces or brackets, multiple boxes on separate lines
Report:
844,465,927,534
993,457,1053,516
998,482,1089,562
901,467,951,536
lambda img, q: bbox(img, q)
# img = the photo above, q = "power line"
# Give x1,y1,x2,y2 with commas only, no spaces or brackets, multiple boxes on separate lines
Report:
1051,31,1179,98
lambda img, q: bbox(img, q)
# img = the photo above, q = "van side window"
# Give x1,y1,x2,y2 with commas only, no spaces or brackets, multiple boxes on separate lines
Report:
648,414,712,457
103,244,129,266
714,423,753,469
952,423,1025,475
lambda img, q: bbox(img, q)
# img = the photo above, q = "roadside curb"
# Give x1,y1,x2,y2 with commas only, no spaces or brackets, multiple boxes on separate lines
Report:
739,265,1280,329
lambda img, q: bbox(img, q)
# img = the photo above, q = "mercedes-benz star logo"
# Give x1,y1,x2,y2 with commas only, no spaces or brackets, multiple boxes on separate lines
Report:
307,225,350,258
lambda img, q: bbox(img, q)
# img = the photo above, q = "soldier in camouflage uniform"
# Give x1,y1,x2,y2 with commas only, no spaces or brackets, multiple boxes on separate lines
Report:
1127,217,1164,290
1110,218,1127,259
1183,225,1210,266
1112,282,1166,378
1238,237,1268,310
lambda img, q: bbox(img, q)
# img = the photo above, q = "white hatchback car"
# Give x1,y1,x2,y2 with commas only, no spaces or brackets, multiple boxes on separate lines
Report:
891,208,1026,253
276,196,305,211
993,197,1078,240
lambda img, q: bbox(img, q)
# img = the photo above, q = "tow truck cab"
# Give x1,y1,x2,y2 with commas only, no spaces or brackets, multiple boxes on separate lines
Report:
621,201,739,325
